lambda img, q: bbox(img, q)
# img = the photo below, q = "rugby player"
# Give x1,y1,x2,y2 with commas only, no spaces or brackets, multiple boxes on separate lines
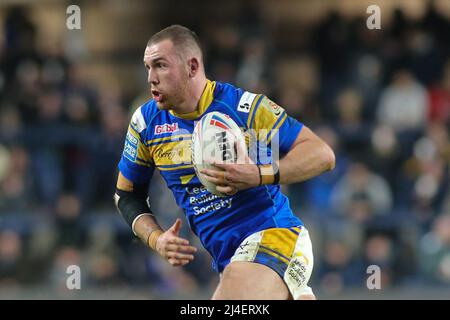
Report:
114,25,335,299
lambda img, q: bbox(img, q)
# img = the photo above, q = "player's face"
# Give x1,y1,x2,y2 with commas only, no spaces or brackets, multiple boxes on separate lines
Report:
144,40,189,110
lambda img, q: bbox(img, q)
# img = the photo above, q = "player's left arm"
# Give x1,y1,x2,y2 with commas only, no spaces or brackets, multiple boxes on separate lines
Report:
203,125,335,192
200,96,335,193
276,125,335,185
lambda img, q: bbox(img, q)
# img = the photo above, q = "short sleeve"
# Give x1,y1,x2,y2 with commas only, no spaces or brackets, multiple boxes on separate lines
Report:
118,107,155,184
249,96,303,154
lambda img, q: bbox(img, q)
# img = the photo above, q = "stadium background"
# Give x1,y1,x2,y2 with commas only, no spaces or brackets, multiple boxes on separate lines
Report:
0,0,449,299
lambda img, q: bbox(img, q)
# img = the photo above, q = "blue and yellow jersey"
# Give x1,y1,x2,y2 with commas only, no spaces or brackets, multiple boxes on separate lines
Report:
118,80,304,272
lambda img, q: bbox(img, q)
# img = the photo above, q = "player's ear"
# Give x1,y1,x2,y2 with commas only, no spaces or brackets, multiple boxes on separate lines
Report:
188,57,199,77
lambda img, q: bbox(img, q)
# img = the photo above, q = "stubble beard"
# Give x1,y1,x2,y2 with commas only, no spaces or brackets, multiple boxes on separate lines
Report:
163,78,191,112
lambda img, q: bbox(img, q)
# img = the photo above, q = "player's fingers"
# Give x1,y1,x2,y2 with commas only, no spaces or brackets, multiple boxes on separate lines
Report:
201,174,224,185
168,258,181,266
179,259,191,266
200,168,220,178
216,185,237,195
166,243,197,254
211,162,230,170
170,218,182,235
216,185,233,192
201,170,233,185
167,236,190,246
169,259,191,267
166,251,195,261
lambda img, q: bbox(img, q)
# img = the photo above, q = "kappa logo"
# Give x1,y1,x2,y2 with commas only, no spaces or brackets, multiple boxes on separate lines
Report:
239,241,250,250
155,122,179,135
236,240,251,256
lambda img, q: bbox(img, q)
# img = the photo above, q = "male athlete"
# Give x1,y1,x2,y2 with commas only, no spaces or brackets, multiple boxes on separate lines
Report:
114,25,335,299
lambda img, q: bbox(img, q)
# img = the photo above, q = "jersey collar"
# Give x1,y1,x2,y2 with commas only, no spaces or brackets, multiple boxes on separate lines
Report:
169,79,216,120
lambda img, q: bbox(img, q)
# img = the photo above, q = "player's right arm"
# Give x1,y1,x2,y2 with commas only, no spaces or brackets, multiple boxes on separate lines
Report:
115,172,196,266
115,106,196,266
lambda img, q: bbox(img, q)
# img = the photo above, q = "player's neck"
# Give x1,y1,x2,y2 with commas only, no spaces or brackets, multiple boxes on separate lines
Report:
175,76,207,114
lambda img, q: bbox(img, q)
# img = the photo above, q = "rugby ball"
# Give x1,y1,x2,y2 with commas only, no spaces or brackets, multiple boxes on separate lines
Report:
191,111,246,197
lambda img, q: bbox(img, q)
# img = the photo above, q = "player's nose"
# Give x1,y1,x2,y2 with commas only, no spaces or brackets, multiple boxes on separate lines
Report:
148,68,159,85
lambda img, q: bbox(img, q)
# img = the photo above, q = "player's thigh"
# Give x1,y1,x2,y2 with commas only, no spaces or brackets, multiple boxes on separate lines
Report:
223,226,315,299
212,261,290,300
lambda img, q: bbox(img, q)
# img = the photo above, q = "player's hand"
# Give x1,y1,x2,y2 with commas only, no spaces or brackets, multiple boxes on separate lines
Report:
200,141,260,196
155,218,197,267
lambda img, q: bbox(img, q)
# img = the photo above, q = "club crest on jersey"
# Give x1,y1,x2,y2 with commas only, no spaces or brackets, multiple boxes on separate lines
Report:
154,122,179,135
268,100,282,116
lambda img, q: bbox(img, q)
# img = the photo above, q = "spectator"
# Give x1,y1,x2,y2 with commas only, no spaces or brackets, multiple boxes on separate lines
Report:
376,70,427,136
428,59,450,125
54,193,85,248
331,162,393,222
419,213,450,284
317,239,365,294
334,87,372,156
0,146,33,212
363,231,396,288
0,229,26,285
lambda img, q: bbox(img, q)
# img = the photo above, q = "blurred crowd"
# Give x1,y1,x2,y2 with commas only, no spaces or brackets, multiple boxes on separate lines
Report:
0,1,450,298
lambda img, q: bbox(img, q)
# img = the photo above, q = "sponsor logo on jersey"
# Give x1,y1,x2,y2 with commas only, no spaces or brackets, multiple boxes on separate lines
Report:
124,131,138,162
126,131,138,145
154,122,179,135
185,186,233,216
154,147,185,161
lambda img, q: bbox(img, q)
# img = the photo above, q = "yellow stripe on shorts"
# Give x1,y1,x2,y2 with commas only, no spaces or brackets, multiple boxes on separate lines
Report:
259,228,298,262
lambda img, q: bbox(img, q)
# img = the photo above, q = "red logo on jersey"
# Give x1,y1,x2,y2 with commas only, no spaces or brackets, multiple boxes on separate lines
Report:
154,123,179,135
